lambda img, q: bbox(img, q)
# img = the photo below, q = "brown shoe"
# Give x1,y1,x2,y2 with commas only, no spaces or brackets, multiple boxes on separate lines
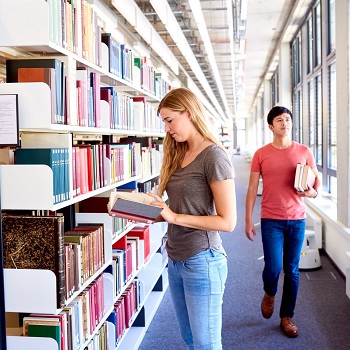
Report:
261,293,275,319
280,317,299,338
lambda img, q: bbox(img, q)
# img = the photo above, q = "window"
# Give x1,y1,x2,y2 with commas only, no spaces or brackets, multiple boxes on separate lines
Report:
328,61,337,197
308,79,315,154
314,2,322,67
292,34,302,87
307,16,313,74
292,90,302,143
271,70,279,106
315,74,322,166
308,76,323,166
327,0,335,54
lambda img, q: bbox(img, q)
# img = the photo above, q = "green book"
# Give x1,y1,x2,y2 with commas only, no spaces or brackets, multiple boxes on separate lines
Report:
27,323,60,349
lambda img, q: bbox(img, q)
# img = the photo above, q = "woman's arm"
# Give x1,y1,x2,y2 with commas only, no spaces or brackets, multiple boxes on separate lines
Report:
147,178,236,232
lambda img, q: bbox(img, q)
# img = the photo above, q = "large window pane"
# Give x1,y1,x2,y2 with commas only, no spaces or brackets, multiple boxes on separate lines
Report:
328,0,335,54
315,74,322,166
292,90,302,143
307,16,313,74
315,2,322,66
308,79,316,154
328,62,337,169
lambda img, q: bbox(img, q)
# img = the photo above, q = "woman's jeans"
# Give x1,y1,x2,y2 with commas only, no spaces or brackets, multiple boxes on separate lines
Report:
261,218,306,319
168,249,227,350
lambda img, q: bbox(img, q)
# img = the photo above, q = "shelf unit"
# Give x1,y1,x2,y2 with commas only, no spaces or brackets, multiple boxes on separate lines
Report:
0,0,169,349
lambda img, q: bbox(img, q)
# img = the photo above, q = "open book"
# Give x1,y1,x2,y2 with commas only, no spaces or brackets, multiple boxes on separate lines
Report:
107,191,163,224
294,164,315,192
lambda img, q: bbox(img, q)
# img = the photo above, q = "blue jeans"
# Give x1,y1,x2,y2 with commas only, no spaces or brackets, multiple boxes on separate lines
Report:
261,219,305,319
168,249,228,350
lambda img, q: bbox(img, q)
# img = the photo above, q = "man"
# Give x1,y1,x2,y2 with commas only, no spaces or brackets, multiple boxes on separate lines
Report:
245,106,320,337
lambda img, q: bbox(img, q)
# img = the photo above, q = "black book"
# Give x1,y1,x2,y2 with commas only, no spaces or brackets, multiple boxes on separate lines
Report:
2,214,66,309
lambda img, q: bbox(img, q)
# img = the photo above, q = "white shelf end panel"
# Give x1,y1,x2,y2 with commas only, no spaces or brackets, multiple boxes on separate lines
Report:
0,0,50,48
4,269,58,314
0,165,54,210
7,335,59,350
0,83,52,129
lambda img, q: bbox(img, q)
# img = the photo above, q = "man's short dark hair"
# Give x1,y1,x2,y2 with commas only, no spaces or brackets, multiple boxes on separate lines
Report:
267,106,293,125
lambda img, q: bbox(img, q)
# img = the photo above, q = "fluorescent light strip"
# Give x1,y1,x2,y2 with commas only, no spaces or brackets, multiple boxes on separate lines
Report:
189,0,231,117
227,0,237,118
151,0,226,120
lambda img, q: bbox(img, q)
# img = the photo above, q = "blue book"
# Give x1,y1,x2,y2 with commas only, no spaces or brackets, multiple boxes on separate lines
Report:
15,148,67,204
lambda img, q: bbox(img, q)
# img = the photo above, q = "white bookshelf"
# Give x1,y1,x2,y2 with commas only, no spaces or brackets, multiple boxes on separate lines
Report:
0,0,168,349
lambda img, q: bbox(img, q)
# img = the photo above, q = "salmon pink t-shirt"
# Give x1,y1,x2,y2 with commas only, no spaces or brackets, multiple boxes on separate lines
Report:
251,141,316,220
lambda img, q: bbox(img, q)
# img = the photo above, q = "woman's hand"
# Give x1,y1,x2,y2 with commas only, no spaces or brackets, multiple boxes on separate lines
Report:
147,192,176,224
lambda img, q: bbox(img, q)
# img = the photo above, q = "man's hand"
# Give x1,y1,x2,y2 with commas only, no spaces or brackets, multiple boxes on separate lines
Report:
245,221,257,241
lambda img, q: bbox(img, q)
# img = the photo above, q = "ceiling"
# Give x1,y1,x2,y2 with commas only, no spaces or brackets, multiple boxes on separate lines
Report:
0,0,303,125
108,0,297,123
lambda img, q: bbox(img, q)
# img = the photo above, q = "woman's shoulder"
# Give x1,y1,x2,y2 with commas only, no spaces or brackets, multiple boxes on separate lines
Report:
203,144,233,165
204,144,227,156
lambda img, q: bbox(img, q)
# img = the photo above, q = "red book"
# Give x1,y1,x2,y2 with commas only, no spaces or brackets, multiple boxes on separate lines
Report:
18,67,57,123
128,225,150,263
72,147,77,197
74,146,81,196
100,88,113,129
78,145,94,191
76,80,88,127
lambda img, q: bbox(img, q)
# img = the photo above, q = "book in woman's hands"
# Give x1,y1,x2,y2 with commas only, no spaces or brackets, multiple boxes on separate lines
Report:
107,191,163,224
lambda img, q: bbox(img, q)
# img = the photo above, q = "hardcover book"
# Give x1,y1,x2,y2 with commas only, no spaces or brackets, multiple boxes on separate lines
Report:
107,191,162,224
6,58,64,123
2,214,66,308
294,163,315,192
27,323,61,349
17,67,57,123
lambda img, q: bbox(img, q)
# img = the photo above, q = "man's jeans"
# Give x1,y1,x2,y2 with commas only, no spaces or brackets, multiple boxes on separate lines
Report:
168,249,227,350
261,218,306,318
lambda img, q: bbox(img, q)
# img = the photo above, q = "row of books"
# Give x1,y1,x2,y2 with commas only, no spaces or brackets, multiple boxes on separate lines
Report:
64,224,105,298
6,58,66,124
73,141,143,198
78,195,131,240
12,138,160,204
5,58,166,131
101,92,164,133
6,58,102,127
107,279,144,346
109,225,151,295
2,213,105,309
47,0,102,67
101,33,171,99
21,272,106,350
46,1,172,98
83,322,108,350
15,147,70,204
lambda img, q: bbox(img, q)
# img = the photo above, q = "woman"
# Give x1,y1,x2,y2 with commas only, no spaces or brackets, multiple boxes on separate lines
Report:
148,87,237,350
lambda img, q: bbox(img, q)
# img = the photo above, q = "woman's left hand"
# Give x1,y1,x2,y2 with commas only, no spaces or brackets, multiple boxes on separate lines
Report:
147,192,176,224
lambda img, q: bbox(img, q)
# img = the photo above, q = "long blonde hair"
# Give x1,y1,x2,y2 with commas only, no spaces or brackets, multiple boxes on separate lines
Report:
157,87,223,196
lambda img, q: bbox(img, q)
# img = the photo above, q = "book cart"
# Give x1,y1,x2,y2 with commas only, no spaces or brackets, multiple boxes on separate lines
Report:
0,0,170,349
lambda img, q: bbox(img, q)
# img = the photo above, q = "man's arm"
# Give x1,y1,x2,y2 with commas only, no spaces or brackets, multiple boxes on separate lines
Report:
245,171,260,241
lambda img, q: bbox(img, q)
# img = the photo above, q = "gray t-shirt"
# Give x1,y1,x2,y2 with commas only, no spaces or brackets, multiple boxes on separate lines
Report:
165,144,235,261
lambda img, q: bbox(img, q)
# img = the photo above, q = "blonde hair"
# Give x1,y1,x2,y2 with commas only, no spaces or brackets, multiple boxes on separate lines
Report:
157,87,223,196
